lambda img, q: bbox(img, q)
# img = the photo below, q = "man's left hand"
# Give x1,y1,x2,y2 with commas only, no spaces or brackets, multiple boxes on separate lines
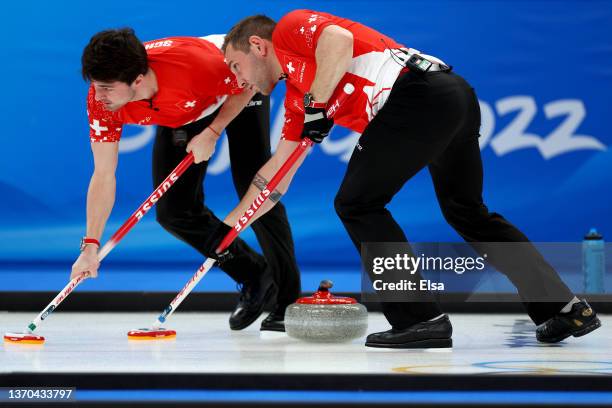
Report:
203,222,235,264
302,107,334,143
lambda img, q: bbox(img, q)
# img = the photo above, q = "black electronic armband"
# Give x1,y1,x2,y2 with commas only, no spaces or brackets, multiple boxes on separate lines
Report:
406,54,433,73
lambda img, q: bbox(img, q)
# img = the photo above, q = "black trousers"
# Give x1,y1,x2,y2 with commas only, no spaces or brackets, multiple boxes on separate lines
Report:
153,94,301,307
334,71,574,328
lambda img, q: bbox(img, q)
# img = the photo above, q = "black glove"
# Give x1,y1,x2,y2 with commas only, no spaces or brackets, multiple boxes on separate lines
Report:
301,106,334,143
203,222,235,264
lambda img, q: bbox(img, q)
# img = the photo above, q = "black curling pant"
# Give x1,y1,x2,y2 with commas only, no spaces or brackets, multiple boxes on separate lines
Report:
334,71,574,328
153,94,301,307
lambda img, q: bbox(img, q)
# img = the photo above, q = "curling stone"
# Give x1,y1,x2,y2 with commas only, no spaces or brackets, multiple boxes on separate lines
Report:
285,280,367,342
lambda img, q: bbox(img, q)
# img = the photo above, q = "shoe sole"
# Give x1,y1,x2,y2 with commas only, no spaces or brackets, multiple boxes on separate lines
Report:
573,317,602,338
365,338,452,349
230,283,278,331
537,317,602,343
260,325,285,333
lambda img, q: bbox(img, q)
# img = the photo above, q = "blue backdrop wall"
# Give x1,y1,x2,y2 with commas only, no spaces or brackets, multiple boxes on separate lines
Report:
0,1,610,290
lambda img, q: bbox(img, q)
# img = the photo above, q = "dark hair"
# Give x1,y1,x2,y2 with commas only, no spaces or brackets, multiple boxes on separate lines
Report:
222,15,276,53
81,28,148,84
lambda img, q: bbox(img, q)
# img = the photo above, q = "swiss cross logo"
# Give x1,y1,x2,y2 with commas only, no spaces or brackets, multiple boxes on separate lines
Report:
308,15,318,23
296,24,315,48
283,56,307,83
224,77,231,84
90,119,108,136
176,99,199,112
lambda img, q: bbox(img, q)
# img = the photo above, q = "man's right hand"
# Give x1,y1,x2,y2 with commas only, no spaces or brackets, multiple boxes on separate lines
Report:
301,106,334,143
70,246,100,280
186,127,219,164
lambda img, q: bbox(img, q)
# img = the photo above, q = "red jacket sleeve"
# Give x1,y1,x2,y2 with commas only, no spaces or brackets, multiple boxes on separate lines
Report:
280,82,306,142
87,87,123,143
273,10,336,57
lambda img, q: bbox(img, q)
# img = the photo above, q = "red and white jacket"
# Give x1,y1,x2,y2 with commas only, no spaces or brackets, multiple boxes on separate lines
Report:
273,10,416,141
87,35,242,143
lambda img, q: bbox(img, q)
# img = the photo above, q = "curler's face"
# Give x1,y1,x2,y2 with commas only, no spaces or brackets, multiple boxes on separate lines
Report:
92,79,137,111
225,41,276,95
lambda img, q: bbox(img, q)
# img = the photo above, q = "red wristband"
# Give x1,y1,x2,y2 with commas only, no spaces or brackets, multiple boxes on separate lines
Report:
308,101,327,109
207,125,221,137
80,237,100,251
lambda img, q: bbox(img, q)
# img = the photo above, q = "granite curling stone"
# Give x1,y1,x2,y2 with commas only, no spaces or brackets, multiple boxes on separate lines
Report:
285,280,368,342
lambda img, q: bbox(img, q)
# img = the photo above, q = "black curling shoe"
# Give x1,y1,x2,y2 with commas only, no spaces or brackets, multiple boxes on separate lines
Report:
365,315,453,349
260,305,287,332
230,271,277,331
536,300,601,343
